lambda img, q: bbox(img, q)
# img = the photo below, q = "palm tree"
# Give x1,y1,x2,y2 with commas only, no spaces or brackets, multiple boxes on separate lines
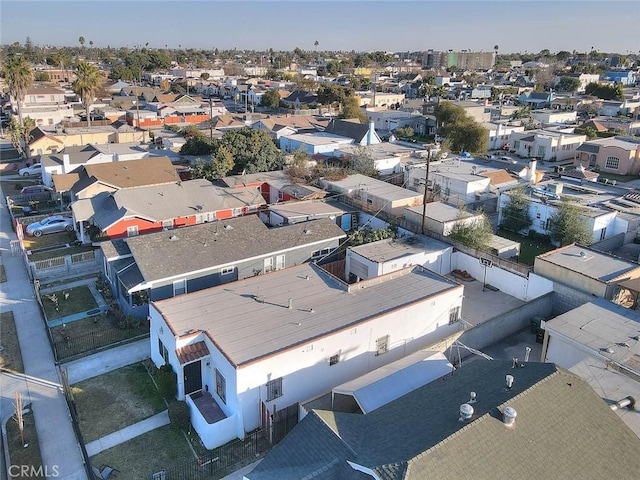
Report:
72,61,102,127
2,55,34,158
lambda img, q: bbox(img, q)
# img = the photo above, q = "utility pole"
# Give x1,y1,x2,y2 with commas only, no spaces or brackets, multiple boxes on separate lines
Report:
421,148,432,234
209,97,214,140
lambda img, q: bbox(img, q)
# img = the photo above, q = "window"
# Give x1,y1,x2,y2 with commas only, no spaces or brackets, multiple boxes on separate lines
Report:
126,225,139,237
173,279,186,296
162,220,173,230
275,254,285,270
266,377,283,401
311,248,331,259
605,156,620,169
514,141,520,149
215,369,226,404
158,338,169,364
264,257,274,272
221,266,235,275
329,354,340,366
375,335,389,355
449,306,460,325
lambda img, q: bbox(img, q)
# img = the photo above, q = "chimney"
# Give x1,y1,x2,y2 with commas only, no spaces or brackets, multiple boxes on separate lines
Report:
503,407,517,427
62,154,70,170
366,121,376,145
459,403,474,422
528,159,537,183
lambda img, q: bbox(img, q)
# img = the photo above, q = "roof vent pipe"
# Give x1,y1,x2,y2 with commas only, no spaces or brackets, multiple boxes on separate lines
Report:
459,403,474,422
610,396,636,411
503,407,517,427
469,392,477,404
524,346,531,363
288,298,293,309
505,374,514,390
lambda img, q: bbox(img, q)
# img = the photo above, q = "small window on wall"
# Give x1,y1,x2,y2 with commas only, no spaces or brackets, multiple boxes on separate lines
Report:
158,338,169,364
449,306,460,325
266,377,283,401
215,369,226,404
162,220,173,230
375,335,389,355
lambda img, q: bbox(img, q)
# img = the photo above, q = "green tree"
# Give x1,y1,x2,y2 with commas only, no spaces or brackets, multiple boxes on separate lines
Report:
317,84,351,106
72,61,102,127
190,147,235,181
448,120,488,154
548,200,592,246
2,55,34,158
557,76,580,93
261,88,281,109
339,96,368,124
217,129,283,173
434,102,467,130
500,188,533,233
348,227,397,247
394,126,414,138
181,136,214,156
346,146,378,177
78,36,85,49
448,211,493,250
34,71,50,82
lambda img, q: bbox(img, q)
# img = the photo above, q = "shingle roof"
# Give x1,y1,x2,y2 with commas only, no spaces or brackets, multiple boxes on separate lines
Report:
479,169,517,186
125,216,345,283
247,361,640,480
324,118,369,143
77,179,267,230
176,341,210,364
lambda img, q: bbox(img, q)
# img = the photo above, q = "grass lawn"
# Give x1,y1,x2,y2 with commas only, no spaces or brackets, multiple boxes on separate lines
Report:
42,285,97,320
0,264,6,283
90,425,196,480
23,230,76,250
71,362,167,443
497,229,557,266
0,311,24,373
6,410,44,479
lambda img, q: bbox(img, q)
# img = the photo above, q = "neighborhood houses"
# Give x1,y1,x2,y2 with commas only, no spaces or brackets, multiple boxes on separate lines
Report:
1,9,640,480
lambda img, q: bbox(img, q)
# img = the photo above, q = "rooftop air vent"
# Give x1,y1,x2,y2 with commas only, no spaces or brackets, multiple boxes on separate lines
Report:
169,235,178,241
223,224,233,230
503,407,517,427
505,374,514,390
459,403,474,422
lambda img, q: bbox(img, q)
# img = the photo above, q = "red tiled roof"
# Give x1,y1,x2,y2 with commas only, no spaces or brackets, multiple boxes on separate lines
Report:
176,341,210,364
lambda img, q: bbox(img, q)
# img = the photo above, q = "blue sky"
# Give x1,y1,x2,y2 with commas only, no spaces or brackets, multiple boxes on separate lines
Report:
1,1,638,54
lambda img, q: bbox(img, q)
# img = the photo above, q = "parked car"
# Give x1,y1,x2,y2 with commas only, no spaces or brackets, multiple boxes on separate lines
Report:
25,215,74,237
21,185,53,195
18,163,42,176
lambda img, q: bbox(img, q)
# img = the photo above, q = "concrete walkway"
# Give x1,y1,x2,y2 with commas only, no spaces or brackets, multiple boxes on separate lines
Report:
85,410,169,457
64,339,151,384
0,183,88,479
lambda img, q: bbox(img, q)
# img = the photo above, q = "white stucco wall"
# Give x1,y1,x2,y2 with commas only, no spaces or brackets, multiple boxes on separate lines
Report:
234,286,463,432
452,252,553,301
544,332,592,368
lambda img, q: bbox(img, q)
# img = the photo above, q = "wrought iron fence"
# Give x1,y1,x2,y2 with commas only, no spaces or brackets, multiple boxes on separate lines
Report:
52,323,149,362
150,413,298,480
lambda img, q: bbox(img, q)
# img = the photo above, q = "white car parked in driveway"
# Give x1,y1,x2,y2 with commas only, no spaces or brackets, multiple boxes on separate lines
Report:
18,163,42,176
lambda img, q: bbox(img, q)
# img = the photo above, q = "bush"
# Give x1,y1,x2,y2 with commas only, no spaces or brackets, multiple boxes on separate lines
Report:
156,364,177,399
168,400,191,432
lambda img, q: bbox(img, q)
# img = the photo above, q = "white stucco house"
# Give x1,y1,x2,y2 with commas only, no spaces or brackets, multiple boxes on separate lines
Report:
507,129,587,161
149,262,464,449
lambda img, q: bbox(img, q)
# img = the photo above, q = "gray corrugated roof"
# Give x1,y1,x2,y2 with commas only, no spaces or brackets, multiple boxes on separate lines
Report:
153,263,461,366
268,200,351,220
126,216,345,283
349,235,450,263
247,361,640,479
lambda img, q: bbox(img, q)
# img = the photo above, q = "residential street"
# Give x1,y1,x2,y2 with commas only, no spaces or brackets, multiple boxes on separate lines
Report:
0,181,88,479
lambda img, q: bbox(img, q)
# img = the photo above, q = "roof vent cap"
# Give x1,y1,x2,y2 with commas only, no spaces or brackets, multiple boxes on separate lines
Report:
503,406,517,427
505,374,514,389
459,403,474,422
468,391,477,404
169,235,178,241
